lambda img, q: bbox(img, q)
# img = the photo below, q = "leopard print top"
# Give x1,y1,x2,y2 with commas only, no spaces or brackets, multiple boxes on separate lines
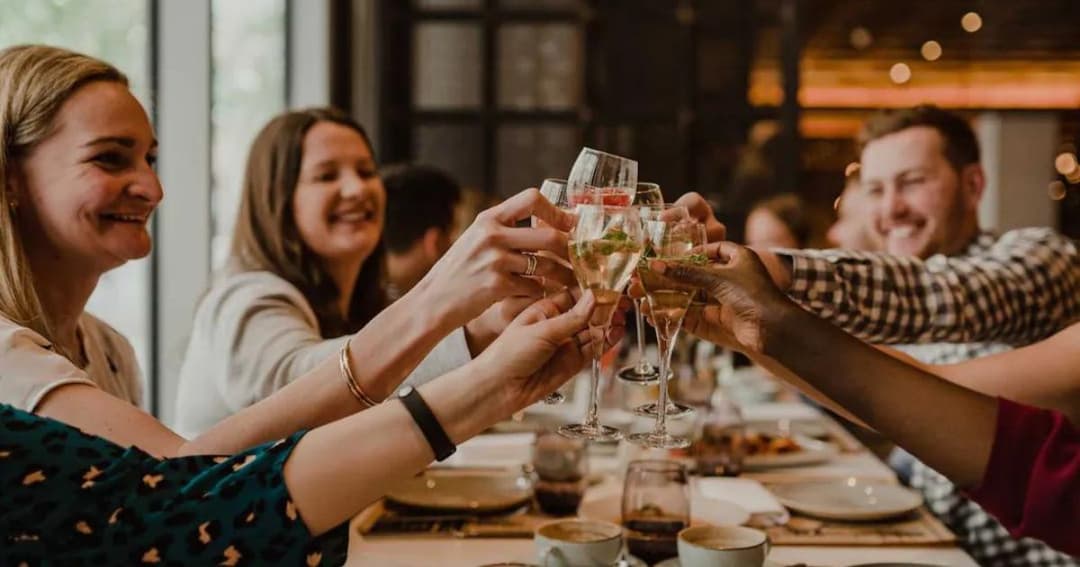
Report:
0,404,346,565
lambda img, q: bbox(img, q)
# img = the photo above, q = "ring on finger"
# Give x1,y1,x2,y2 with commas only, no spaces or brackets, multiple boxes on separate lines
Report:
522,252,539,277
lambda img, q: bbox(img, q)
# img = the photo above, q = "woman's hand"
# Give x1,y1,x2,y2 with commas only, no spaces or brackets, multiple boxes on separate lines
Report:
672,191,727,242
418,188,578,332
474,290,627,410
650,241,792,354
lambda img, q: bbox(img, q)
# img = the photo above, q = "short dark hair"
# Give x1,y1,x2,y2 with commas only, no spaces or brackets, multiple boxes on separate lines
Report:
750,193,810,247
857,105,980,172
382,164,462,254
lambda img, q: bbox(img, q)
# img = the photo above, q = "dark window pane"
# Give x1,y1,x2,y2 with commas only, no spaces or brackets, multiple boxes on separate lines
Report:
415,124,485,191
414,23,483,109
499,0,582,9
415,0,482,10
497,125,579,199
498,24,582,110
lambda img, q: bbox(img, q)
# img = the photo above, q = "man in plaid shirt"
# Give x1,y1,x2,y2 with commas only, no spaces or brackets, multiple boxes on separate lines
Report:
698,105,1080,563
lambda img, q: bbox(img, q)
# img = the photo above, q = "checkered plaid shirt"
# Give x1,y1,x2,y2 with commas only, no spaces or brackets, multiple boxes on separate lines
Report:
782,228,1080,563
779,228,1080,346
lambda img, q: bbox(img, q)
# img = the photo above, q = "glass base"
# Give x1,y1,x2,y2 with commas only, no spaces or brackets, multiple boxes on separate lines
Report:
617,365,661,384
627,431,691,449
558,423,624,442
543,391,566,404
633,401,695,419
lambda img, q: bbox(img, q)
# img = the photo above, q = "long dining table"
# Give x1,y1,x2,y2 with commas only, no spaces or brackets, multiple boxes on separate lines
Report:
347,398,978,567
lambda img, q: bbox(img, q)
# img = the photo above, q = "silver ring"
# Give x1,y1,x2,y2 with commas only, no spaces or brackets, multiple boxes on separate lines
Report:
523,253,538,277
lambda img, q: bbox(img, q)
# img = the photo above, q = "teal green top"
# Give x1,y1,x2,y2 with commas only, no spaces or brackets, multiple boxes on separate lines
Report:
0,404,346,565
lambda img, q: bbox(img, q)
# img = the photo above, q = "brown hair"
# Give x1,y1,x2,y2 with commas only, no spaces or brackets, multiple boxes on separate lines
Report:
0,45,127,358
857,104,980,172
750,193,810,247
229,107,385,337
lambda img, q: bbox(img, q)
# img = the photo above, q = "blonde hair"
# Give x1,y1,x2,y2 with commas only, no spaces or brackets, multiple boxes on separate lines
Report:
0,44,128,357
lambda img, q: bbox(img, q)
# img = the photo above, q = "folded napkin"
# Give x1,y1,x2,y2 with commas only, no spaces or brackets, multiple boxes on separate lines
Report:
693,477,786,517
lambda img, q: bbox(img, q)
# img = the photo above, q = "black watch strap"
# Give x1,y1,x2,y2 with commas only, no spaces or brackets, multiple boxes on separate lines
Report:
397,386,456,461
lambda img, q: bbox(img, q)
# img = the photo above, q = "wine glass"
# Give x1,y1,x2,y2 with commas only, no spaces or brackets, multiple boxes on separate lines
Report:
566,147,637,207
559,204,644,442
629,209,707,449
618,182,665,385
622,460,690,565
535,178,573,404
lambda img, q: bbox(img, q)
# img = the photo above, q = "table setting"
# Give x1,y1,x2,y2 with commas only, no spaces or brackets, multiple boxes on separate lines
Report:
348,148,978,567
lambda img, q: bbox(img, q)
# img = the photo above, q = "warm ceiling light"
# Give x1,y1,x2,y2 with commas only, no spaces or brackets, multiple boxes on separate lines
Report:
1055,152,1079,176
850,27,873,50
1049,180,1067,201
961,12,982,33
889,63,912,84
921,40,942,61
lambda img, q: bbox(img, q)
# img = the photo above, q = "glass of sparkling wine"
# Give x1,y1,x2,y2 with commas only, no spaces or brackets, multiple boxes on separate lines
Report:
629,208,707,449
566,147,637,207
536,178,574,405
617,182,665,385
559,204,644,442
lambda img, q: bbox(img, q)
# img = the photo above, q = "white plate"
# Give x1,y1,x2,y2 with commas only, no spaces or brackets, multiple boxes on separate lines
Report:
385,470,533,513
770,479,924,521
743,435,839,469
577,483,750,527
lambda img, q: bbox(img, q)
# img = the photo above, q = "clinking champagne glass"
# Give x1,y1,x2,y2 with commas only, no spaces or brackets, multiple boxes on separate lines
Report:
617,182,665,385
628,208,707,449
566,147,637,207
559,204,644,442
536,178,573,405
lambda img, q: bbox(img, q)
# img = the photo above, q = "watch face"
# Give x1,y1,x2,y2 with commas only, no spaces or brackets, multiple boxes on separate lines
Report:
398,386,414,397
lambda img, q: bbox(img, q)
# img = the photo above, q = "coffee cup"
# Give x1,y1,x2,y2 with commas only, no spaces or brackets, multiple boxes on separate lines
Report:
677,525,770,567
535,519,623,567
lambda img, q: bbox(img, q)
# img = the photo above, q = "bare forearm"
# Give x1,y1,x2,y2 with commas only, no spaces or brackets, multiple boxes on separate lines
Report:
282,362,508,535
181,284,460,456
762,302,998,487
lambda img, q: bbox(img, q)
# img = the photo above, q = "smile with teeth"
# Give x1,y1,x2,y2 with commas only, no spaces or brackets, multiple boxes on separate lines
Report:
101,213,147,223
331,204,376,223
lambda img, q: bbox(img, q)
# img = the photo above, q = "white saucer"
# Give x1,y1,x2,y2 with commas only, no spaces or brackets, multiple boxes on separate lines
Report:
770,479,923,521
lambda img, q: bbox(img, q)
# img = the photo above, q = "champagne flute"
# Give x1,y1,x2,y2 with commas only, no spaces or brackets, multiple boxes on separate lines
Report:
566,147,637,207
559,204,644,442
617,182,665,385
629,210,707,449
536,178,573,404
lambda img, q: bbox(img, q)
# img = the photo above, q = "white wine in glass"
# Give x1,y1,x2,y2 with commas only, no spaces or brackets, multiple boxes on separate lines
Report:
559,204,644,442
618,182,665,385
628,211,707,449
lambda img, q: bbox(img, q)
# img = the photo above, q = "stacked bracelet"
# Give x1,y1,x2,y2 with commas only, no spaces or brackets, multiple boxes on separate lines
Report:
339,342,378,408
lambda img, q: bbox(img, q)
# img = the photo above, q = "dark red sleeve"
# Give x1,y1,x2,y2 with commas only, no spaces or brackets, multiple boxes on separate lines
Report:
966,398,1080,555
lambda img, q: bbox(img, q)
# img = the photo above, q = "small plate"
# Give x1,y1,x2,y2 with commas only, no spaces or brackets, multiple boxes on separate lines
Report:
743,435,839,469
385,470,533,514
770,479,923,521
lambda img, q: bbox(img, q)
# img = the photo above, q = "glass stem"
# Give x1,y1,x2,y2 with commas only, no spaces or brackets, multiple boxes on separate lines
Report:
633,298,651,373
654,327,681,438
584,353,602,430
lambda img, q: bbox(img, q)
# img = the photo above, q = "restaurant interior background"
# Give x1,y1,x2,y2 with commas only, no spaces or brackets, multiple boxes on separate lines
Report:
2,0,1078,426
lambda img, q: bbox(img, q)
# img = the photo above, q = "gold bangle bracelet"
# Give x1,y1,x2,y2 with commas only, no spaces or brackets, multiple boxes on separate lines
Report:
339,342,378,408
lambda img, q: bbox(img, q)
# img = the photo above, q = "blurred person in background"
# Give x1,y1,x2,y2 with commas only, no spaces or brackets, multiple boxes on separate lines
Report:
381,164,462,300
744,193,810,249
679,104,1080,564
826,167,882,251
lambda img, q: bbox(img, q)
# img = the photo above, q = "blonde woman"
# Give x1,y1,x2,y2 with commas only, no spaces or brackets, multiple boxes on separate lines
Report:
175,109,575,436
0,44,619,563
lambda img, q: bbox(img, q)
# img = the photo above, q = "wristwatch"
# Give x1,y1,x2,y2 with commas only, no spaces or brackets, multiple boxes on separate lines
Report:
396,385,457,461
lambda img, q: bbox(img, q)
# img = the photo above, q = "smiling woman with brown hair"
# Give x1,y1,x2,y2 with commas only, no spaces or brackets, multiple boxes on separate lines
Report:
175,107,578,437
